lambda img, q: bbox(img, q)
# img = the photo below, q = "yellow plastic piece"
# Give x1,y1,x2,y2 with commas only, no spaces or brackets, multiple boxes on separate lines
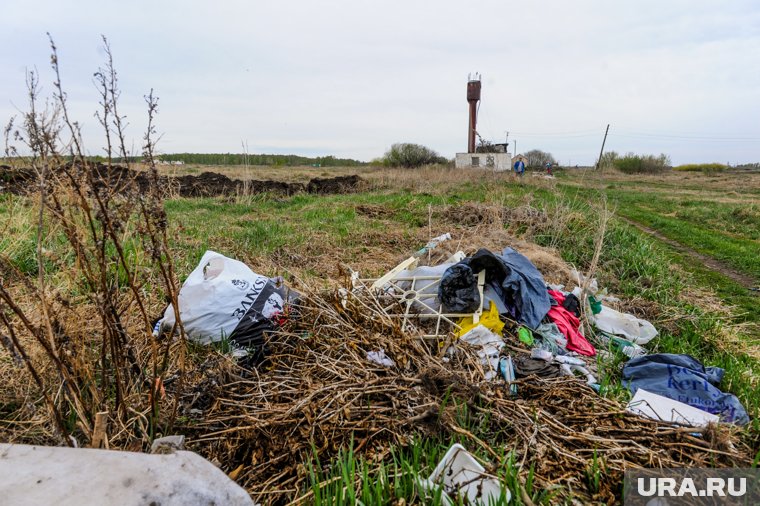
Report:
454,301,504,338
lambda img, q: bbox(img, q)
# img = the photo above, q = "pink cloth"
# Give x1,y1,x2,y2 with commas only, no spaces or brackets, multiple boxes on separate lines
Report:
547,290,596,356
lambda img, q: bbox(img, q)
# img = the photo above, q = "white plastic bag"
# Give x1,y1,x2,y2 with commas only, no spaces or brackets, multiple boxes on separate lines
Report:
627,388,719,427
160,251,293,354
590,305,658,344
459,324,505,381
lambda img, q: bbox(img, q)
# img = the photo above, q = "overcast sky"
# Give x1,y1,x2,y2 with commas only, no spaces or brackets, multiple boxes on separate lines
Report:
1,0,759,165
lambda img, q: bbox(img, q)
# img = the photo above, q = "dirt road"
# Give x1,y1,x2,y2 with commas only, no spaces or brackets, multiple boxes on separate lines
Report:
620,216,759,293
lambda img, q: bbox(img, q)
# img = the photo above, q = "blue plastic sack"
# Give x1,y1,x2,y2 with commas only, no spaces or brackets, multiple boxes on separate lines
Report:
622,353,749,425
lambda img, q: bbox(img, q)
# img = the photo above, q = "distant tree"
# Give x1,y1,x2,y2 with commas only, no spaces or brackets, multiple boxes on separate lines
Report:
149,152,365,167
525,149,557,169
381,143,447,168
599,151,619,170
613,153,671,174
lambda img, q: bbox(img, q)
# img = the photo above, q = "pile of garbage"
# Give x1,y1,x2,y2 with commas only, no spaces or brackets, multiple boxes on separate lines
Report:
162,237,752,504
344,234,749,426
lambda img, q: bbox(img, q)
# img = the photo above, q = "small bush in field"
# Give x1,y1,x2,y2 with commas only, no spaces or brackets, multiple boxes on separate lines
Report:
613,153,671,174
381,143,447,168
674,163,728,173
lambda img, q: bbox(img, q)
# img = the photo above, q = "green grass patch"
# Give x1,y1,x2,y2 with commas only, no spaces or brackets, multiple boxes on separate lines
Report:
558,185,760,280
525,188,760,422
305,407,555,505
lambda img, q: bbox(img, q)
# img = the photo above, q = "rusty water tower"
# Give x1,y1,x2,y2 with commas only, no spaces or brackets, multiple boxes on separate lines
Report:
466,73,481,153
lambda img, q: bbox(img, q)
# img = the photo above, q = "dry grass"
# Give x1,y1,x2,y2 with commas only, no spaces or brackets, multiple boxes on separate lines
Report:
2,37,755,505
0,275,177,448
132,163,377,184
364,165,563,198
570,168,760,199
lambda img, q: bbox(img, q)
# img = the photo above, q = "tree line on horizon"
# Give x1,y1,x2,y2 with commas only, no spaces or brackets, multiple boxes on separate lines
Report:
155,153,366,166
1,153,366,167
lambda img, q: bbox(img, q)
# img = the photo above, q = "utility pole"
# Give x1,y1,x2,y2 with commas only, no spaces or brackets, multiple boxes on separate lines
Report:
595,124,610,169
514,139,517,156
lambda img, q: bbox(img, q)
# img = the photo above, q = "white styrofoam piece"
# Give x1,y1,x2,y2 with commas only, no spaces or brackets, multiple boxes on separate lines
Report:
366,349,395,367
422,443,508,505
627,388,719,427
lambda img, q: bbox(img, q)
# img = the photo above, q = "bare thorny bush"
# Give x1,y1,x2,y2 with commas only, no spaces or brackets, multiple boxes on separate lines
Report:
0,35,185,449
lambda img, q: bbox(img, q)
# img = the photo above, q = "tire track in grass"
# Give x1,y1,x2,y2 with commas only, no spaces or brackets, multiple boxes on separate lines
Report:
619,216,759,293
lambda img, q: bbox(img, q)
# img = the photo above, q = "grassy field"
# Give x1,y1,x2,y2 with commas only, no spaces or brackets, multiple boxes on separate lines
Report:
1,164,758,504
557,169,760,333
163,166,760,503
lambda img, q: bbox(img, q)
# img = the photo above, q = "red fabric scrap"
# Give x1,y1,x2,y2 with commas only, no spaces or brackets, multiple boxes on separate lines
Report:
547,290,596,356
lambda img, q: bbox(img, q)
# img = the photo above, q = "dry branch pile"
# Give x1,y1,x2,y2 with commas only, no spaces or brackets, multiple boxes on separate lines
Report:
179,288,753,504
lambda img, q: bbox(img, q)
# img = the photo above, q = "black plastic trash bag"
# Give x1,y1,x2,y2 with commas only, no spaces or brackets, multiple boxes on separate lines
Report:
438,248,551,329
437,263,480,313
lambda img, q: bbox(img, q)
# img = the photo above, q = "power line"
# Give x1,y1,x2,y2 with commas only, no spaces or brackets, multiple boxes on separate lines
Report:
612,133,760,142
509,128,602,137
509,128,760,141
614,129,759,140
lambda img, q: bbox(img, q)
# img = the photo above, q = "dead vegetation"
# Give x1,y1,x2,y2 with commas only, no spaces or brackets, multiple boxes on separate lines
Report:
565,168,760,202
125,162,377,184
0,36,185,450
179,288,753,504
365,165,516,195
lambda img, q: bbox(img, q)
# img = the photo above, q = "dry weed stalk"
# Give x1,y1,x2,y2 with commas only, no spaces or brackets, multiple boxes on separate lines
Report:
0,36,184,448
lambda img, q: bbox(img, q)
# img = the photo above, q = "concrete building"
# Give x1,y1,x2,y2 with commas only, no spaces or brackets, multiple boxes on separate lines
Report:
455,152,513,171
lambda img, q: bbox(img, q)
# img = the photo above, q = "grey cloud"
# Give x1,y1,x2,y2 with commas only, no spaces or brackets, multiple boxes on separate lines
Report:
1,0,758,164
